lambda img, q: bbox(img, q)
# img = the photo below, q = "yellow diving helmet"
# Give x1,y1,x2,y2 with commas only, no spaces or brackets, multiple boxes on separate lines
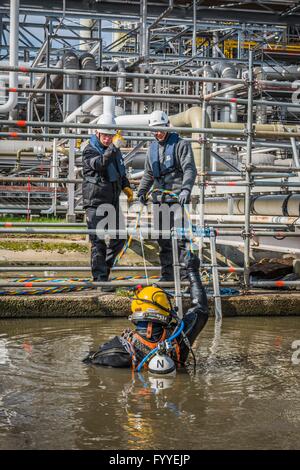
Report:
130,285,172,325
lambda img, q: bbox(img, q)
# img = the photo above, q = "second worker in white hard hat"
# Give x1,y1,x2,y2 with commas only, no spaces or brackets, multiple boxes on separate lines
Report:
137,110,197,282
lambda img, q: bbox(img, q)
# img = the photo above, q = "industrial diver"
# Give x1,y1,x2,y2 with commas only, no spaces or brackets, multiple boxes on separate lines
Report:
83,255,208,372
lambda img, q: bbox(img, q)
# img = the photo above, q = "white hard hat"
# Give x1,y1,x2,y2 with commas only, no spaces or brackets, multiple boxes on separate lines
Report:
97,114,117,135
148,110,169,127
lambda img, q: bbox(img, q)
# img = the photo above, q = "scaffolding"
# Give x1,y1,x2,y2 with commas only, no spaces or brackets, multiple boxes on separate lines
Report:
0,0,300,301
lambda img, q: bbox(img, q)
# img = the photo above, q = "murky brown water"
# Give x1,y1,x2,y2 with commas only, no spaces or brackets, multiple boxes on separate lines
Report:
0,317,300,450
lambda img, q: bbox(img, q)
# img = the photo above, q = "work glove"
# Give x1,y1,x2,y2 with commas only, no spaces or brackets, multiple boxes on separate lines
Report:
103,143,117,164
138,193,148,205
123,186,134,203
112,131,126,149
178,189,191,206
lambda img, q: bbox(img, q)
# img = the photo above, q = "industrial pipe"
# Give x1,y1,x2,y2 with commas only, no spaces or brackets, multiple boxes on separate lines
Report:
0,85,201,104
170,106,211,168
0,0,19,113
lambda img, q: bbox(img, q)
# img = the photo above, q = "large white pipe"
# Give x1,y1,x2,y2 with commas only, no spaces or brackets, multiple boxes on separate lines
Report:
115,114,150,126
64,86,115,124
116,108,210,169
170,106,211,169
79,19,93,52
0,140,52,153
204,194,300,217
0,74,30,105
0,0,19,114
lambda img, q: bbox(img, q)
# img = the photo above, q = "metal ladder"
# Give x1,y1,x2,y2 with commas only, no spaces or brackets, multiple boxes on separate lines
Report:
171,226,222,321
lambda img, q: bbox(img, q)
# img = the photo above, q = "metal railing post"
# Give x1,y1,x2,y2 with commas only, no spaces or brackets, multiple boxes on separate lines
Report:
67,139,76,222
209,227,222,321
171,228,183,319
244,50,254,289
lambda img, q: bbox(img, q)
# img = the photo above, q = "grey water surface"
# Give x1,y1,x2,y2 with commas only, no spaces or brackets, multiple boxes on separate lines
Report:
0,317,299,450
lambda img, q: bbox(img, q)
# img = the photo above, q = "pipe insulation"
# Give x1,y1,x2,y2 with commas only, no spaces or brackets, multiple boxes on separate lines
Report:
80,53,97,104
212,62,238,123
0,0,19,114
63,51,80,118
204,194,300,217
170,106,211,169
63,86,115,124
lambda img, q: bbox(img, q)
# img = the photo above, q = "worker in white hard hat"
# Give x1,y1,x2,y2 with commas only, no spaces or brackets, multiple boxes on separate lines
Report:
137,110,198,282
82,113,133,291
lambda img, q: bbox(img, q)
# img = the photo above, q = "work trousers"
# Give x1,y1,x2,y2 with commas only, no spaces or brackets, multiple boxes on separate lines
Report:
86,205,125,281
154,202,192,281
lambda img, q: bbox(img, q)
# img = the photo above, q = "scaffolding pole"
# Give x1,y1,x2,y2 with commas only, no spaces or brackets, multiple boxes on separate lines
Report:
244,51,254,288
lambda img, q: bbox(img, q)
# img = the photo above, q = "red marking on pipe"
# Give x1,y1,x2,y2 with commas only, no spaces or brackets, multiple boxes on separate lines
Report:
4,222,13,227
275,281,285,287
228,266,236,272
228,181,237,186
215,229,219,236
276,232,285,237
9,132,18,138
16,120,27,127
19,66,29,73
24,282,33,287
229,98,237,103
8,87,17,93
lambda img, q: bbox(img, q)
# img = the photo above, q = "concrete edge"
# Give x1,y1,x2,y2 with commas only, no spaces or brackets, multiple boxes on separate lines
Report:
0,291,300,318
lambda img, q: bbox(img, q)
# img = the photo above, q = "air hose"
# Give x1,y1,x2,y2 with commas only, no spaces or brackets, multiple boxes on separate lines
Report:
136,319,185,372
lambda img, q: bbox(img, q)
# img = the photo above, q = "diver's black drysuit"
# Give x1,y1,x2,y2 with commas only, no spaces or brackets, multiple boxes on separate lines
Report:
83,256,208,368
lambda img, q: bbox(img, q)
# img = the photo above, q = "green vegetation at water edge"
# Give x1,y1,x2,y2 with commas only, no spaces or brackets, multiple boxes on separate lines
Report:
0,239,89,253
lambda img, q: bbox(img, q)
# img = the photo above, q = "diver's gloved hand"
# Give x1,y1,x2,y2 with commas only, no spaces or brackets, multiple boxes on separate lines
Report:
138,192,148,205
178,189,191,206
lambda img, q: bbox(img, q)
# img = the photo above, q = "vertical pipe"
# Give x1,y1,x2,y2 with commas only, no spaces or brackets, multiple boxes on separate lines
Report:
79,19,92,51
192,0,197,57
199,88,207,263
154,67,162,111
0,0,19,113
27,72,34,136
67,139,76,222
140,0,148,59
44,19,52,135
209,228,222,321
171,229,183,319
98,20,102,69
51,139,58,217
244,51,254,288
139,66,145,114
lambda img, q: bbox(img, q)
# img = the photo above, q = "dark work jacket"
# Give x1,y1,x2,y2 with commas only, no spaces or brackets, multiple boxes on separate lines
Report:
138,133,197,203
82,139,130,209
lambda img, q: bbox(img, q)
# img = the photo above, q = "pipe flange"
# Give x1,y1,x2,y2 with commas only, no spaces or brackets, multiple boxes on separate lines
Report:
280,178,290,194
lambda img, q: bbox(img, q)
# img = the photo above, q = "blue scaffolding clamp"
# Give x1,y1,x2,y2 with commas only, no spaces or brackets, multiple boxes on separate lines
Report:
175,226,215,238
